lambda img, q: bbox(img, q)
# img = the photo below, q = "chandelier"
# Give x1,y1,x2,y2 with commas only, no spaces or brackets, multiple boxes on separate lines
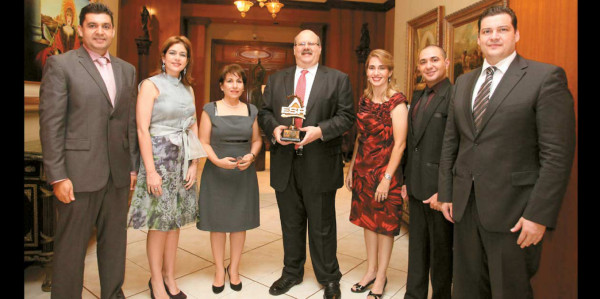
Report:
234,0,284,19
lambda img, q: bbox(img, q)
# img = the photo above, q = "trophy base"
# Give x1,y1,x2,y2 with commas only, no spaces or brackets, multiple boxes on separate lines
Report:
281,128,301,142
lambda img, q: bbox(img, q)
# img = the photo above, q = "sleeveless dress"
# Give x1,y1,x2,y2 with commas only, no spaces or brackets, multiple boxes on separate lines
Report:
349,92,407,236
196,102,260,232
127,73,207,231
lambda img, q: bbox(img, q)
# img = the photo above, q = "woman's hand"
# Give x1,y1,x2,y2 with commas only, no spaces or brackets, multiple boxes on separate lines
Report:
184,162,198,190
216,157,238,170
236,154,255,171
374,178,391,202
146,170,163,196
345,168,353,191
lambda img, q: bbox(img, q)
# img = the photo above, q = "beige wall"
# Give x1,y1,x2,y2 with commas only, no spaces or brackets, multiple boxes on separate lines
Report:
24,0,120,142
203,23,300,101
393,0,479,95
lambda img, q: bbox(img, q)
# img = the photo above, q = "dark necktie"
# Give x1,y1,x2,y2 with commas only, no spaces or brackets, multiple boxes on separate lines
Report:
412,88,433,132
473,66,496,132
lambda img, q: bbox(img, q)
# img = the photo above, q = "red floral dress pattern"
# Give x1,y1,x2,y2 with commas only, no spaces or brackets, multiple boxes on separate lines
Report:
349,92,407,236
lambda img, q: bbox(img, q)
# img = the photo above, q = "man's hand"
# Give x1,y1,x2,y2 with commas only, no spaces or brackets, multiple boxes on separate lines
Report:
130,173,137,191
273,125,293,146
510,217,546,248
296,126,323,146
401,185,407,200
440,202,454,223
53,179,75,204
423,193,441,211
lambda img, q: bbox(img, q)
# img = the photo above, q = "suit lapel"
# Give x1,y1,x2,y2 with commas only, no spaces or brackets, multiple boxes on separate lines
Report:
110,55,123,113
76,47,113,107
414,79,451,145
284,67,294,103
305,65,326,116
463,68,480,137
476,55,527,135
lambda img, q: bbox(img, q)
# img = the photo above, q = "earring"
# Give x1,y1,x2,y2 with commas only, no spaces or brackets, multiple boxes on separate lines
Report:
161,62,165,73
183,68,187,76
388,77,391,83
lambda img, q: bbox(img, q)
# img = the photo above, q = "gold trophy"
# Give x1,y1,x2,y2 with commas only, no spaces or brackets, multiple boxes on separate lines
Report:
280,95,306,142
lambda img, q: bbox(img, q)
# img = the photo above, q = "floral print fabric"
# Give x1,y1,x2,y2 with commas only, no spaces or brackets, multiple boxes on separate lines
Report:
349,92,407,236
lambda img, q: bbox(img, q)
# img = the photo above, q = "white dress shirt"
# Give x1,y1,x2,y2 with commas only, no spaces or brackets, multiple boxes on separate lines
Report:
471,51,517,110
294,63,319,106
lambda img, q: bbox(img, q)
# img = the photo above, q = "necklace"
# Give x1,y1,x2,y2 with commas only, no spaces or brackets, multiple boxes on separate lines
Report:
221,99,241,108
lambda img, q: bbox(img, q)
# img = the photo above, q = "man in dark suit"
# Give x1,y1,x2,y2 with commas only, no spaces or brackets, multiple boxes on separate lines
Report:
39,3,139,298
258,29,354,299
438,6,575,298
403,45,453,299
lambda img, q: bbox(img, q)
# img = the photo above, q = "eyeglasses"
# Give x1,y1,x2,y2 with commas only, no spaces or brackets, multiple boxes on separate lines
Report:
294,42,320,47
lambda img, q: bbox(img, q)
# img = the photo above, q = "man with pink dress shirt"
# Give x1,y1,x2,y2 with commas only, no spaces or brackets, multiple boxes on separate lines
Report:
39,3,139,298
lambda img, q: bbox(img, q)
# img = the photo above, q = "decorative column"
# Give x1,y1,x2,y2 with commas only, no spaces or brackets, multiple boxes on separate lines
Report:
135,6,152,84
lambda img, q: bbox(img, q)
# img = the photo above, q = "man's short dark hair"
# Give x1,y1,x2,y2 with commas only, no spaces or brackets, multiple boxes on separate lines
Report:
79,3,114,26
421,44,447,59
478,6,517,32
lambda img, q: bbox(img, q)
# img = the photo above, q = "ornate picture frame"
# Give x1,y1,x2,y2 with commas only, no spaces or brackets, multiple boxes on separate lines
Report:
444,0,509,83
405,6,444,103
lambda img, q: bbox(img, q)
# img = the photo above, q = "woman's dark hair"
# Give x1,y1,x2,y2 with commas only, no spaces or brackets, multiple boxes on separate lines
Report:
218,64,247,86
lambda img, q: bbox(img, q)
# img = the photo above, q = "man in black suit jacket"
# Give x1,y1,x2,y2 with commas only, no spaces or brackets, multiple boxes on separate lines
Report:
402,45,453,299
258,29,354,299
438,6,575,298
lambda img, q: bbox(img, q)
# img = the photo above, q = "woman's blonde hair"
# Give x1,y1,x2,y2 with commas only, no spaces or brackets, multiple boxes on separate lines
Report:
363,49,400,100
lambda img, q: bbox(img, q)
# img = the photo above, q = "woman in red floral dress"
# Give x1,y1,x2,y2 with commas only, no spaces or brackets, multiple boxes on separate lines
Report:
345,49,408,299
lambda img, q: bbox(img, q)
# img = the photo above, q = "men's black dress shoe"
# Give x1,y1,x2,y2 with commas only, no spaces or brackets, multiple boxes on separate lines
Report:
269,276,303,295
164,280,187,299
323,281,341,299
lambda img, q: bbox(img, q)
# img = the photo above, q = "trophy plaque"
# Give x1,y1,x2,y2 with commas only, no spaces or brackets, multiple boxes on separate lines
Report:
280,95,306,142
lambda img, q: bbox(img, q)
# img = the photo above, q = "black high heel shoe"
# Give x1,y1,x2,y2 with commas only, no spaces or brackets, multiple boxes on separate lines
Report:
164,280,187,299
366,278,387,299
212,267,226,294
351,277,376,293
148,279,156,299
227,265,242,291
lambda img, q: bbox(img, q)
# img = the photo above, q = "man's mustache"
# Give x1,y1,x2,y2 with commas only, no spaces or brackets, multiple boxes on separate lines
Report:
302,50,313,55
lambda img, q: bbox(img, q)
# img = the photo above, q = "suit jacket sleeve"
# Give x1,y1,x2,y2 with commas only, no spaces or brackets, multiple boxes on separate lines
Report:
128,67,140,172
523,66,575,228
39,56,69,183
317,72,355,141
437,81,460,203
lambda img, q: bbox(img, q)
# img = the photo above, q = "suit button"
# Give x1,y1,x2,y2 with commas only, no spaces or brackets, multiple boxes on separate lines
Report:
415,148,419,152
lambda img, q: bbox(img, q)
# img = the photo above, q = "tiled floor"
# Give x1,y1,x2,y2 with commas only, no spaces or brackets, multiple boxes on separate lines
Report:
24,155,427,298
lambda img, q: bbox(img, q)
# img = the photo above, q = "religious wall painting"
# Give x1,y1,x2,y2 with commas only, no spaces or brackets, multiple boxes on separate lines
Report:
24,0,99,82
444,0,509,83
405,6,444,103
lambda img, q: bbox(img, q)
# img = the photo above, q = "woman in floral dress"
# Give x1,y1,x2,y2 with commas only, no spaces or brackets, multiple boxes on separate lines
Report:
345,49,408,299
127,36,206,299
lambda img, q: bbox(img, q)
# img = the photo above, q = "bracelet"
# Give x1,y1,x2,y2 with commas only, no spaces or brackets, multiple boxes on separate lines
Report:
249,152,256,161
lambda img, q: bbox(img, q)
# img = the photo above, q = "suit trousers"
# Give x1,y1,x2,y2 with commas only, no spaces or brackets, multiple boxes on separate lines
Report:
405,196,453,299
275,154,342,284
51,175,129,299
452,187,542,299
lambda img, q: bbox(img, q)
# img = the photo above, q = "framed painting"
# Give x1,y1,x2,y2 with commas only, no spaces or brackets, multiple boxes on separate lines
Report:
24,0,95,82
405,6,444,103
444,0,509,83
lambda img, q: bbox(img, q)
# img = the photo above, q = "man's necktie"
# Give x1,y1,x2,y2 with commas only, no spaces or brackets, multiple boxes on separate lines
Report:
97,57,116,107
294,70,308,149
413,88,433,132
473,66,496,132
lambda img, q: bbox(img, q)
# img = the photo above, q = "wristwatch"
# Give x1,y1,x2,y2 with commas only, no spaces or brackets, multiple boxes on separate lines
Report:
384,173,392,180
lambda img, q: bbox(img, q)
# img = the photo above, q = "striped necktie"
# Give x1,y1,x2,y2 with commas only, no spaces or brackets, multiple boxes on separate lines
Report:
473,66,496,132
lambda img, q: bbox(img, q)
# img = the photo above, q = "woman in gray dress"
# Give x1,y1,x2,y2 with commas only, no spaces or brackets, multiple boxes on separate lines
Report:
128,36,206,299
197,64,262,293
